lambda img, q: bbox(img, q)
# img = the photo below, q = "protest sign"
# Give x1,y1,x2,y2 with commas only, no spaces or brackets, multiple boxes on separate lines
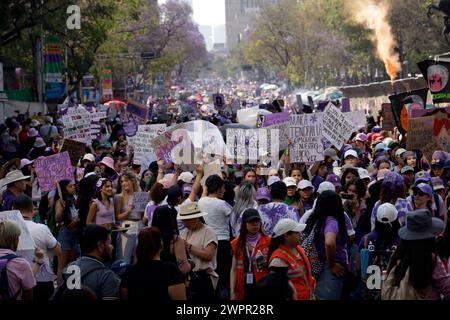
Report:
289,114,324,163
0,211,35,251
134,131,158,165
213,93,225,110
237,106,259,127
60,139,87,166
261,112,289,150
341,98,351,113
124,117,138,137
128,192,150,220
127,100,149,124
406,116,434,151
381,103,395,131
201,162,222,187
389,88,429,134
150,123,187,164
138,124,166,135
34,152,75,192
62,112,91,144
346,110,366,129
417,59,450,104
322,103,358,149
226,129,246,164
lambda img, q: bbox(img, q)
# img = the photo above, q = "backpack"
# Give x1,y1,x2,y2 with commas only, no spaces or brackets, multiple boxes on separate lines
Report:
301,223,324,280
0,254,20,300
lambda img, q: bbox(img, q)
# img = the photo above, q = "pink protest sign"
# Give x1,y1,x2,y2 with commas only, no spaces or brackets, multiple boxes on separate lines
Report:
34,152,75,192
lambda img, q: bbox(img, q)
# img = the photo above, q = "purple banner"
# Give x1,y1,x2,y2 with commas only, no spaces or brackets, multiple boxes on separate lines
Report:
34,152,75,192
411,106,450,118
262,111,290,127
341,98,350,113
127,101,149,123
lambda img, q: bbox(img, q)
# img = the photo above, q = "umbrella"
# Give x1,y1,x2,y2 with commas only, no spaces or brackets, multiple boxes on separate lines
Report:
104,100,127,110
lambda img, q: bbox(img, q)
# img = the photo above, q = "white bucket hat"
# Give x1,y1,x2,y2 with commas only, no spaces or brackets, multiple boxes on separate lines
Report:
177,202,208,220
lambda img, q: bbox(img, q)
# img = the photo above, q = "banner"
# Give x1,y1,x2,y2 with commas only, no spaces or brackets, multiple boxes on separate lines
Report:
346,110,366,129
44,35,65,101
260,111,289,150
34,152,75,192
127,100,149,124
322,103,358,149
417,59,450,104
289,114,324,163
128,192,150,220
406,116,434,151
80,74,96,104
389,88,429,134
381,103,395,131
101,69,113,102
60,139,87,166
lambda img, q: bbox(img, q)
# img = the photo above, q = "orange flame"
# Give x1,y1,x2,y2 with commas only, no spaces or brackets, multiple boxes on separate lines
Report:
385,58,401,82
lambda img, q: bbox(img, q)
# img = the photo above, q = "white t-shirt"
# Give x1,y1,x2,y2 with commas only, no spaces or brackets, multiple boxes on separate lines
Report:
198,197,232,241
24,220,58,282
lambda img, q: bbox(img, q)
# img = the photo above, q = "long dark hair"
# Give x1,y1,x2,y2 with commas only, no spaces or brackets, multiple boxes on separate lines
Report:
387,238,437,291
234,217,265,260
54,179,75,226
380,184,406,204
135,227,162,265
94,178,112,202
304,191,348,243
373,219,400,251
151,205,179,263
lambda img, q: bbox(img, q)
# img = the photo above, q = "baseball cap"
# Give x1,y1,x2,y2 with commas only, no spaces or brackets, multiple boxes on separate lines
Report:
388,141,400,150
242,208,261,223
298,180,314,191
317,181,336,194
431,177,445,191
358,168,371,180
432,150,448,162
19,158,34,169
344,150,358,159
324,148,338,161
326,174,341,187
178,172,194,184
377,168,390,181
414,171,431,184
395,148,407,158
400,166,414,174
374,143,389,152
403,151,416,160
283,177,297,188
382,172,404,189
267,176,281,186
82,153,95,162
413,183,433,197
355,133,368,142
272,218,306,237
376,203,398,224
256,187,272,202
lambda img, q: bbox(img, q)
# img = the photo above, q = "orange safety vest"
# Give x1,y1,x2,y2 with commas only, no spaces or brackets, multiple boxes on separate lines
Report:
269,244,315,300
231,234,271,300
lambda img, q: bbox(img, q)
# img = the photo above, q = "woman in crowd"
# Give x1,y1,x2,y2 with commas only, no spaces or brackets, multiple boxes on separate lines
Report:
143,182,167,226
54,179,80,271
140,169,152,192
268,218,315,300
343,178,370,244
230,208,270,300
303,191,349,300
120,227,186,300
230,182,257,238
86,178,115,229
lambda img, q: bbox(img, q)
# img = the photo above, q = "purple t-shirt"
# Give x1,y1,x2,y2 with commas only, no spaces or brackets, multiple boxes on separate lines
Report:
0,190,17,211
258,202,300,236
316,216,348,267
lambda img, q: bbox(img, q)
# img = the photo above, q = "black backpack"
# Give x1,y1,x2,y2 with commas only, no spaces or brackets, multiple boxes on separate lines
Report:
0,254,20,300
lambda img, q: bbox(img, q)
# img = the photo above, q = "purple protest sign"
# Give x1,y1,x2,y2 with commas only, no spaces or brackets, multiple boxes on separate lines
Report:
127,100,149,124
124,116,138,137
34,152,75,192
341,98,350,113
261,111,290,127
317,101,329,112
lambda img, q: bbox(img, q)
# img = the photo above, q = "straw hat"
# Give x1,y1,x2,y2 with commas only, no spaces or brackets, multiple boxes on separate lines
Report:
0,170,30,189
177,202,207,220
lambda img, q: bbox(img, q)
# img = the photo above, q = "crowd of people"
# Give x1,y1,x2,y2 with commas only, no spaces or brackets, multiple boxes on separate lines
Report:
1,84,450,301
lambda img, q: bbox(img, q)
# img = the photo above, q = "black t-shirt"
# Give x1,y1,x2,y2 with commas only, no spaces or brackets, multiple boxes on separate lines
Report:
120,260,184,300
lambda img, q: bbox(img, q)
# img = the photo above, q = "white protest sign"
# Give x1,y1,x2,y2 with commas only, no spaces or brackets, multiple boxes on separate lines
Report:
226,129,246,164
90,111,107,122
261,112,290,150
0,211,35,251
322,103,359,150
128,192,150,220
237,106,259,127
289,113,324,163
134,132,157,165
138,124,166,134
62,112,92,144
346,110,366,129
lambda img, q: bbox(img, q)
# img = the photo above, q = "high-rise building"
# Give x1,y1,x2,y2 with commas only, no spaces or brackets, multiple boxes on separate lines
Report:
199,25,213,50
225,0,279,51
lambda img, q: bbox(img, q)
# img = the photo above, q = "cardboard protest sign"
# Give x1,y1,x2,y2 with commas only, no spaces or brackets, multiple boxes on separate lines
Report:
127,100,149,124
289,114,324,163
150,123,187,163
406,116,434,151
381,103,395,131
346,110,366,129
322,103,358,150
201,162,222,187
128,192,150,220
34,152,75,192
261,111,290,150
134,125,166,165
389,88,429,134
417,58,450,104
60,139,87,166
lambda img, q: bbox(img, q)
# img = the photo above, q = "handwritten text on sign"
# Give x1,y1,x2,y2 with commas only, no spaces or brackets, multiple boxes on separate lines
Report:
289,114,324,163
322,103,358,149
34,152,75,192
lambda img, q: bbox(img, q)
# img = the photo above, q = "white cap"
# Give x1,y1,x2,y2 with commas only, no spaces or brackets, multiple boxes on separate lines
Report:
178,172,194,184
344,149,358,159
395,148,407,158
376,203,398,224
283,177,297,188
82,153,95,162
358,168,371,180
19,158,34,169
273,218,306,237
317,181,335,194
267,176,281,186
298,180,314,191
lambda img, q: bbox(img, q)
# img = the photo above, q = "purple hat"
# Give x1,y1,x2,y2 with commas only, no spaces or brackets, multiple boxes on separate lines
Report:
414,171,431,185
382,172,404,189
256,187,272,201
403,151,416,160
182,183,193,195
355,133,368,142
326,174,341,187
432,150,448,162
431,177,445,191
413,183,433,198
372,125,381,133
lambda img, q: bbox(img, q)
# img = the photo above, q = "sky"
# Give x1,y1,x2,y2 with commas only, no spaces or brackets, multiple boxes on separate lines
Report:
159,0,225,26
